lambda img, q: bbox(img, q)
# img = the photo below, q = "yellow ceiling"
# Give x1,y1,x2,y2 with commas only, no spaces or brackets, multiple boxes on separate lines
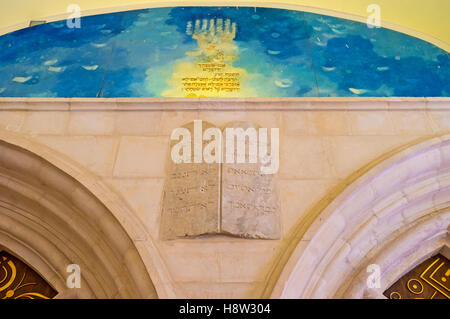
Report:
1,0,449,51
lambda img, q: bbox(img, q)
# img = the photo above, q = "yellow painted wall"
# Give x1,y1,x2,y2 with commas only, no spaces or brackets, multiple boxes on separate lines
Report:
1,0,449,48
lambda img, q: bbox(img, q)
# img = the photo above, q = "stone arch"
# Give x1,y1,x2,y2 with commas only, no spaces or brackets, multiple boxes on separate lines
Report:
272,135,450,299
0,130,175,298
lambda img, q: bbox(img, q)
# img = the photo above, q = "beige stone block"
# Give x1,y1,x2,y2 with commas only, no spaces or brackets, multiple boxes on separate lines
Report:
113,136,168,178
279,136,333,178
345,216,378,267
159,111,200,135
426,100,450,110
348,112,394,135
311,242,352,298
179,282,258,298
246,112,281,129
106,178,164,236
199,111,246,128
282,244,320,297
281,112,311,135
328,136,420,178
433,187,450,208
161,241,276,283
22,111,69,135
335,186,375,225
161,245,221,282
428,111,450,133
309,101,347,110
36,136,119,176
0,111,26,132
401,197,435,223
402,147,441,178
372,191,406,217
437,171,450,190
38,160,78,196
348,101,389,110
388,101,427,110
217,244,277,282
198,111,281,129
369,161,412,197
68,112,115,135
402,178,440,200
279,179,338,235
373,215,404,242
115,112,163,135
439,142,450,169
308,214,346,256
309,111,350,135
389,111,433,135
372,195,406,232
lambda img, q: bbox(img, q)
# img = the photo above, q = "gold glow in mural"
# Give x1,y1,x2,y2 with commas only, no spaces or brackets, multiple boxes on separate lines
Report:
164,18,255,97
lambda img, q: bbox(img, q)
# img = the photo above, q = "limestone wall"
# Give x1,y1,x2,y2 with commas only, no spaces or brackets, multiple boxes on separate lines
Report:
0,97,448,298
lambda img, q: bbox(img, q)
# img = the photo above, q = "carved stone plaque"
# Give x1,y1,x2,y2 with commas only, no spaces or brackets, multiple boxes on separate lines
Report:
160,121,220,239
221,121,280,239
160,120,280,240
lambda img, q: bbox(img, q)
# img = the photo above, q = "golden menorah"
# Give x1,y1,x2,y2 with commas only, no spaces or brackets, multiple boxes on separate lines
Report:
186,18,237,49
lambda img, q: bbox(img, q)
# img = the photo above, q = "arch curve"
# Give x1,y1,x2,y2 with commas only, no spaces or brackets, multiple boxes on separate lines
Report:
0,130,175,298
1,1,448,52
273,135,450,299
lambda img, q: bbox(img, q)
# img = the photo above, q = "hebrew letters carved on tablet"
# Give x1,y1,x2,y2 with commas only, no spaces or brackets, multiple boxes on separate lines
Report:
160,120,280,240
221,121,280,239
160,121,221,239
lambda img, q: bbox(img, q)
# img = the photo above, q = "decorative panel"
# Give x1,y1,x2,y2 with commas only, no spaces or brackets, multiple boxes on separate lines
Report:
384,253,450,299
0,251,57,299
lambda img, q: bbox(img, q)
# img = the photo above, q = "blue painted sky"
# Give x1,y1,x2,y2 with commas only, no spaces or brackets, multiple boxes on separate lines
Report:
0,6,448,97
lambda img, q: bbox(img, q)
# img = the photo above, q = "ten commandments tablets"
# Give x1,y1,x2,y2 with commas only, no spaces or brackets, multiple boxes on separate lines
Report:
160,121,280,240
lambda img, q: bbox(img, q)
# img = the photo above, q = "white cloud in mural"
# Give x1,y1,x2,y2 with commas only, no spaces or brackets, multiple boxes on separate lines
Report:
13,76,32,83
82,65,99,71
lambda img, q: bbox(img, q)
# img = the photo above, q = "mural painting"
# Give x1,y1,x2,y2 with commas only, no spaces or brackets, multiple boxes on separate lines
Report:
0,7,448,97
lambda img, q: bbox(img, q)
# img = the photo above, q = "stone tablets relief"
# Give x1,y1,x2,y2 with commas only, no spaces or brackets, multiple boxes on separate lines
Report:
160,121,221,239
160,120,280,240
221,121,280,239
